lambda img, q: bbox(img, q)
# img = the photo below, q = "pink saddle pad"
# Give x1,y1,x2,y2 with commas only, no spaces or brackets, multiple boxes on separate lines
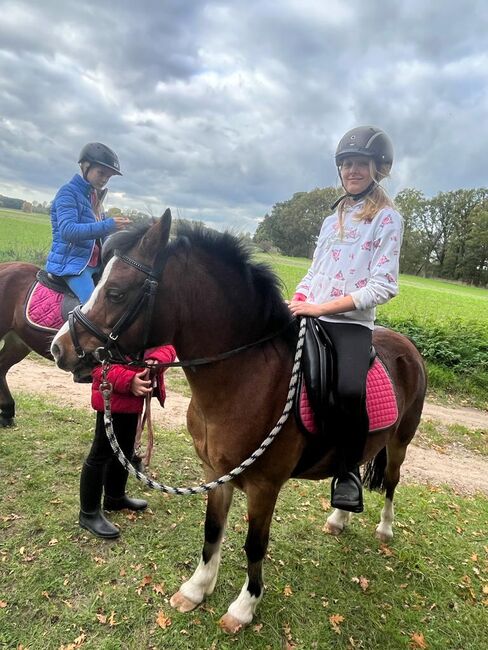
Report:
25,283,65,331
299,358,398,434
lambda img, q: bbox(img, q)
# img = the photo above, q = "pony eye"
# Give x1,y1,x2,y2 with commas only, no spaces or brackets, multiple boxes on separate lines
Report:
106,289,126,303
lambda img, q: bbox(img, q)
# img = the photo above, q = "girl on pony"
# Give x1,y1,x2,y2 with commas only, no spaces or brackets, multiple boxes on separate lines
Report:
79,344,176,539
46,142,131,304
288,126,403,513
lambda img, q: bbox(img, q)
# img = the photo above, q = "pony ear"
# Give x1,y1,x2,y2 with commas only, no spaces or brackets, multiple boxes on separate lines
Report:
140,208,172,257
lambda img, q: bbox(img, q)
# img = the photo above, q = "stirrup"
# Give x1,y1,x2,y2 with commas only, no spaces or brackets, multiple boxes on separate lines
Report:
330,471,364,513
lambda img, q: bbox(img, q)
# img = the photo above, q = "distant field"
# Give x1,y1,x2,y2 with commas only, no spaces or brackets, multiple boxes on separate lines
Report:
0,207,51,264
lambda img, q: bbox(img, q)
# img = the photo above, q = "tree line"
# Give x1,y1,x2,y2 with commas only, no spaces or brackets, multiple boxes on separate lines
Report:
254,187,488,287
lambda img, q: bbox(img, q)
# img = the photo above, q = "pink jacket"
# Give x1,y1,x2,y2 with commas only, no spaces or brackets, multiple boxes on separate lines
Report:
91,345,176,413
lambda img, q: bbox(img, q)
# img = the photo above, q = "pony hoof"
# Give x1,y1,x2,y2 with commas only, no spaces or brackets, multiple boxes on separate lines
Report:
0,417,14,428
326,522,344,536
169,591,199,613
375,528,393,543
219,613,245,634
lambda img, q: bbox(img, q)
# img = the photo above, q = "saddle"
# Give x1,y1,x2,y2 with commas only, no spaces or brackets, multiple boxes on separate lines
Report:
24,271,80,332
293,318,397,437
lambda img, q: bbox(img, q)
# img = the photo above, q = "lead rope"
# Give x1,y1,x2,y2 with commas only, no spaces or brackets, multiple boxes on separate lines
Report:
100,317,306,495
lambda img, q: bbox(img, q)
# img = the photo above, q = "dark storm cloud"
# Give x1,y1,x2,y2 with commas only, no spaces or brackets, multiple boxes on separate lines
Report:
1,0,488,231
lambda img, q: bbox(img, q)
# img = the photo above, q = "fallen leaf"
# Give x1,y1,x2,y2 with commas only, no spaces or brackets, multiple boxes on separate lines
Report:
359,576,369,592
96,613,107,624
108,611,117,627
153,583,165,595
410,632,428,649
283,585,293,597
329,613,345,634
156,610,172,629
48,538,58,546
0,600,7,608
379,545,394,557
253,623,263,633
482,585,488,594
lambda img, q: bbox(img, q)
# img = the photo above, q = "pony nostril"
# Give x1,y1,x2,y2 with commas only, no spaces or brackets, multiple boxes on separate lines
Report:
51,342,61,360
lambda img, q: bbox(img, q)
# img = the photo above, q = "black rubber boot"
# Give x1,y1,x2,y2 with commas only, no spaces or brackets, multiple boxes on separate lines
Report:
79,461,119,539
330,466,364,513
103,494,148,511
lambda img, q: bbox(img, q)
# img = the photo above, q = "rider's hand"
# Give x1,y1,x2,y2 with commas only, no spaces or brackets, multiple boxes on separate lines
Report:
287,300,325,317
113,216,132,231
130,368,153,396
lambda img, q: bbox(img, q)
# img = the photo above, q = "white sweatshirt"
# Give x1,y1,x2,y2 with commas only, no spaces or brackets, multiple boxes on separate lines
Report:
295,201,404,330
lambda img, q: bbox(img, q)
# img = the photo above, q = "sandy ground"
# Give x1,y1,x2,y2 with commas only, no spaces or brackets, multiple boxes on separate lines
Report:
6,358,488,496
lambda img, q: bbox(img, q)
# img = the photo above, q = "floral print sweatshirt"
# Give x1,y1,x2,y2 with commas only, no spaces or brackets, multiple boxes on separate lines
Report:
295,201,404,330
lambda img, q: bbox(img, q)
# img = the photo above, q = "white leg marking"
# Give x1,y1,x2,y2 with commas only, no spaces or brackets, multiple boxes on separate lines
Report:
326,508,352,534
179,551,222,604
227,578,262,625
376,498,394,541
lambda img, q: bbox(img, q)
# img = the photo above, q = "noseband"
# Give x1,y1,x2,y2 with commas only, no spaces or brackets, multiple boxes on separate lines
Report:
68,247,296,368
68,250,166,363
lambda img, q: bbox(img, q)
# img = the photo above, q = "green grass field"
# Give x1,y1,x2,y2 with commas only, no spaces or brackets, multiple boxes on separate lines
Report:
1,396,487,649
0,208,51,264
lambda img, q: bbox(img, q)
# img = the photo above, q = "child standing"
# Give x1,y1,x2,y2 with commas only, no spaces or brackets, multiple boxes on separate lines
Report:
79,345,176,539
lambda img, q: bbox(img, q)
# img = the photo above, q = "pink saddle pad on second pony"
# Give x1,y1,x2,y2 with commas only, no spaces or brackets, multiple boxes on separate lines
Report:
25,282,65,331
299,358,398,434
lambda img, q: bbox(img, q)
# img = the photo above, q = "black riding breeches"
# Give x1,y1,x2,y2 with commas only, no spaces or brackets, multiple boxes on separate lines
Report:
317,321,372,470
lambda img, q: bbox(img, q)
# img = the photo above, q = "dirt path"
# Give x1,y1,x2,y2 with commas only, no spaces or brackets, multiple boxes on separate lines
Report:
6,358,488,496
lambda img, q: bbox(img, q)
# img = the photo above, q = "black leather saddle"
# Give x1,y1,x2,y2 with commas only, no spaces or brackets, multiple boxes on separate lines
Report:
294,317,336,437
293,317,377,437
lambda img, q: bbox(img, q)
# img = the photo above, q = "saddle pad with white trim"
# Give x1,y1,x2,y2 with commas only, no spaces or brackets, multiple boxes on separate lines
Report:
25,282,65,332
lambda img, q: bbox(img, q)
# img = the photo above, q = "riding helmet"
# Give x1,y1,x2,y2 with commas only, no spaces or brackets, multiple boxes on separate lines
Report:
335,126,393,168
78,142,122,175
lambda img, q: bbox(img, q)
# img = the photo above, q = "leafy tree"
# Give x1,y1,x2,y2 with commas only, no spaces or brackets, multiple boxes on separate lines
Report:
254,187,342,257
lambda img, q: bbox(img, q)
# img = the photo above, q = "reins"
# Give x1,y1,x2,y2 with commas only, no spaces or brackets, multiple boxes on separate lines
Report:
100,317,307,495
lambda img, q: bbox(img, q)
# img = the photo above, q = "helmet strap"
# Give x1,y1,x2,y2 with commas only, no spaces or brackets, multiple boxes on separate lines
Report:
331,179,376,211
80,162,92,182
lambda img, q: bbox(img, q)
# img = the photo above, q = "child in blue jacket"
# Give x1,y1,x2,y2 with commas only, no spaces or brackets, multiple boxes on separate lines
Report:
45,142,130,304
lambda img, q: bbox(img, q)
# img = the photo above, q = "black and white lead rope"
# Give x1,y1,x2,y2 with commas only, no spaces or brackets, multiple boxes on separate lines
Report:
101,317,307,496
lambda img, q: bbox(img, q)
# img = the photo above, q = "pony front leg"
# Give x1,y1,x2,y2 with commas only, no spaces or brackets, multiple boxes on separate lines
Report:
170,482,234,612
326,508,353,535
219,484,279,634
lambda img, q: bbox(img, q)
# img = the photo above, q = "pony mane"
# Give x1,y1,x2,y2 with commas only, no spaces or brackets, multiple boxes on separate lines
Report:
170,221,293,336
101,222,152,265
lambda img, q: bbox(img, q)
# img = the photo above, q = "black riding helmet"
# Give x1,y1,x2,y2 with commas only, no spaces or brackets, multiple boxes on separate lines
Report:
335,126,393,168
78,142,122,176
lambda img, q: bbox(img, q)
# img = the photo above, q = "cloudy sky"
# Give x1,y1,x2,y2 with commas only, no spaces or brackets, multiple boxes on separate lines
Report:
1,0,487,232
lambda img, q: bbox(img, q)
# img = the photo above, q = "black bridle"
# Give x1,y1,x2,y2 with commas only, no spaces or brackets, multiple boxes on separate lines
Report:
68,249,166,364
68,248,295,369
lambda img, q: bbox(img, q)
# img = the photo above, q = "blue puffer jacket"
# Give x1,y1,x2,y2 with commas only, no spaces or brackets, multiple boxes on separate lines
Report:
45,174,116,276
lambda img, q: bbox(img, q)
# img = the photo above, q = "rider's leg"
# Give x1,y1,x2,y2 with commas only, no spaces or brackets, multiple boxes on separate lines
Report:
65,266,98,305
319,322,372,513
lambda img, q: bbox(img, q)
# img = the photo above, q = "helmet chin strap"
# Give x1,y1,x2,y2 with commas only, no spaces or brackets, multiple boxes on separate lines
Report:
80,162,92,182
330,179,377,211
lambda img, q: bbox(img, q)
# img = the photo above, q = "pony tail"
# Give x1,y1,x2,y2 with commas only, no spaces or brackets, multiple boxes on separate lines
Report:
362,447,387,492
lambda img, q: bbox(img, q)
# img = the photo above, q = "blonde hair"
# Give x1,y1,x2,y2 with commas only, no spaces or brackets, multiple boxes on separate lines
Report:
337,161,395,235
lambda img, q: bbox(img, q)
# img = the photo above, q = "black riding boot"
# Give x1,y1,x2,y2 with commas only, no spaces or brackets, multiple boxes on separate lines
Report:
79,461,120,539
331,465,364,513
103,453,147,512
